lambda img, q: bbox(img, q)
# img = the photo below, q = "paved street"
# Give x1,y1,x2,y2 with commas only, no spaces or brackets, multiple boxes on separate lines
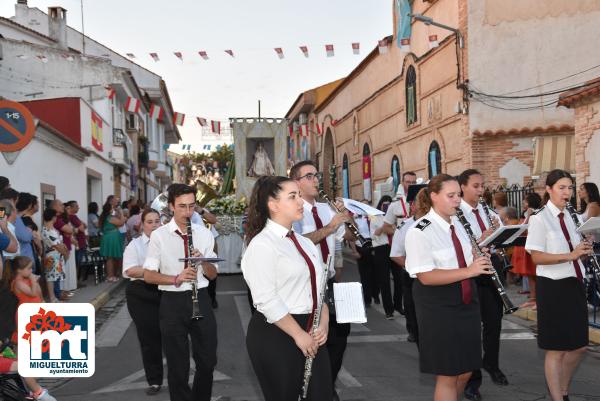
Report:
49,256,600,401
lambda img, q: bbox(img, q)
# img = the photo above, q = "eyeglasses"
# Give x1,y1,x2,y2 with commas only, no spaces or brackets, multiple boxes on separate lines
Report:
298,172,323,181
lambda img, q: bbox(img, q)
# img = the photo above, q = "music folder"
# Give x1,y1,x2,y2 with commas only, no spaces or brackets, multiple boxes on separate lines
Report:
478,225,528,249
576,216,600,234
333,282,367,324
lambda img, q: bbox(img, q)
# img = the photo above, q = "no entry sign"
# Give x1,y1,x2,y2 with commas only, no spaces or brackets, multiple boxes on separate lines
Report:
0,100,35,152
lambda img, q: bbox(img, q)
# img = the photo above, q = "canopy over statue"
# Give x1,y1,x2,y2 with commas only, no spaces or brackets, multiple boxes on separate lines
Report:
247,141,275,177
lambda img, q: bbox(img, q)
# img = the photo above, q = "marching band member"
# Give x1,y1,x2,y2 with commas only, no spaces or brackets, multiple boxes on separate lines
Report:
143,184,218,401
405,174,493,401
290,160,351,401
122,208,163,396
370,195,395,319
390,188,429,344
242,175,331,401
525,169,590,401
458,169,508,400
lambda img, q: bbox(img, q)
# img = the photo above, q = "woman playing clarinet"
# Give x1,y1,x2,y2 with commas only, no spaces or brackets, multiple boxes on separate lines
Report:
242,175,331,401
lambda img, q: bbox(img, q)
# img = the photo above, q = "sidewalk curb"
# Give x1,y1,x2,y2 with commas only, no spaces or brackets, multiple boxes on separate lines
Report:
89,280,127,311
514,308,600,344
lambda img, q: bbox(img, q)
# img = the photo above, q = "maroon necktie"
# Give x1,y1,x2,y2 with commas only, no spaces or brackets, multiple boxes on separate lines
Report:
450,225,472,304
287,231,318,332
311,206,330,263
174,230,189,261
472,209,487,234
558,213,584,282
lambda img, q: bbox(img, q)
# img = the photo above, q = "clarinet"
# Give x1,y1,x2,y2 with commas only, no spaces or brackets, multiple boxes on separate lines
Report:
300,255,331,400
319,190,372,248
455,208,519,314
565,202,600,283
479,197,512,271
186,218,204,320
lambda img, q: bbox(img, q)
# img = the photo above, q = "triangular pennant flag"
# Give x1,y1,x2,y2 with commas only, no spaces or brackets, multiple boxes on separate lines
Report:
325,44,334,57
352,42,360,55
199,51,209,60
173,112,185,126
300,124,310,137
211,120,221,134
224,50,234,58
274,48,284,59
316,121,322,135
36,55,48,63
126,53,136,59
378,39,389,54
106,86,116,101
428,34,439,49
174,52,183,61
197,117,207,127
125,97,141,113
299,46,309,58
288,125,293,137
149,52,160,62
149,104,164,120
163,144,170,150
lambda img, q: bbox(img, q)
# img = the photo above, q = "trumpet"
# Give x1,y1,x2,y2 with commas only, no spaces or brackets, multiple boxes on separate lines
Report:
318,190,372,248
565,202,600,284
455,208,518,314
479,197,512,272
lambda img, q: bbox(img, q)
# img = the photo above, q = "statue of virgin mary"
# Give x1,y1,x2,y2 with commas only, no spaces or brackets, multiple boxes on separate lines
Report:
247,141,275,177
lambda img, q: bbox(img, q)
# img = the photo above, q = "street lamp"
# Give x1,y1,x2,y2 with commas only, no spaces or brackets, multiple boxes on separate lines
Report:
409,13,464,48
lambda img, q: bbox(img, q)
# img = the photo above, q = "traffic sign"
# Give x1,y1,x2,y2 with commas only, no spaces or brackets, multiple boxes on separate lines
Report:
0,100,35,152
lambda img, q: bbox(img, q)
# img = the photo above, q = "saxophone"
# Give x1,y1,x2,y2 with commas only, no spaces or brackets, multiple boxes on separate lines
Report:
186,218,203,320
455,208,518,314
300,255,332,399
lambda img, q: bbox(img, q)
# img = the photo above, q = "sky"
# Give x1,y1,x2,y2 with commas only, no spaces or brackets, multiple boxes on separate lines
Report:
0,0,393,152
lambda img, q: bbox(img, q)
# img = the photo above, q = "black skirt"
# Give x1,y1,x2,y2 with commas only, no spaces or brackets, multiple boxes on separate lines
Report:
536,276,589,350
413,278,482,376
246,312,332,401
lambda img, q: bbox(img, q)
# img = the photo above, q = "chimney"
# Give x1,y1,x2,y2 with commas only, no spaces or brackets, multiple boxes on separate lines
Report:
14,0,29,24
48,6,68,50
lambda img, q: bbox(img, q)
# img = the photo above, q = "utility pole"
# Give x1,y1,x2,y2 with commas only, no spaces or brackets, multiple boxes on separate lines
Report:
80,0,86,54
258,100,261,120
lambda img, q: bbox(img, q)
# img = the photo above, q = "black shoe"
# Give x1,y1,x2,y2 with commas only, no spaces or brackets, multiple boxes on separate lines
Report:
484,367,508,386
396,306,405,315
211,299,218,309
332,388,340,401
385,313,394,320
407,333,417,343
146,385,161,395
373,296,381,305
464,387,482,401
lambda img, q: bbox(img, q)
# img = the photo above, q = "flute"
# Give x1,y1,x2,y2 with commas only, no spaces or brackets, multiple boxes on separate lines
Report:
455,208,518,314
319,190,372,248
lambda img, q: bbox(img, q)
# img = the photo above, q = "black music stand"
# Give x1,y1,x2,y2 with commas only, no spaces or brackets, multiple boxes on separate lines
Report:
479,225,528,249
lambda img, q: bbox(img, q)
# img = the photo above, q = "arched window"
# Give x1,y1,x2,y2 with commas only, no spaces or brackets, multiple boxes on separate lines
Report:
342,153,350,199
362,143,372,202
428,141,442,178
391,155,401,194
406,65,417,125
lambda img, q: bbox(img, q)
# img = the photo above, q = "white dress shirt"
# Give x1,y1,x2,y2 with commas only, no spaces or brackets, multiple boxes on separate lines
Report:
384,198,408,227
242,219,325,323
458,199,503,239
144,218,217,291
390,217,416,258
123,233,150,281
525,200,584,280
354,214,371,247
293,199,344,278
405,209,474,278
369,215,389,248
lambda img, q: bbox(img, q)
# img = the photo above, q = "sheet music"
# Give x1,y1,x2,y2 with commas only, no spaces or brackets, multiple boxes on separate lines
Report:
577,217,600,234
333,282,367,324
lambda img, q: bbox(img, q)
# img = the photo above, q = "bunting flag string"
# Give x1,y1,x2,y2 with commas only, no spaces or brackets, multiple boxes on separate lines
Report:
150,104,164,120
378,38,389,55
173,112,186,126
125,97,141,113
197,117,207,127
126,53,136,59
428,35,439,49
299,45,309,58
325,44,335,57
174,52,183,61
199,51,209,60
106,86,116,101
149,52,160,62
352,42,360,55
274,47,284,59
211,120,221,134
224,50,234,58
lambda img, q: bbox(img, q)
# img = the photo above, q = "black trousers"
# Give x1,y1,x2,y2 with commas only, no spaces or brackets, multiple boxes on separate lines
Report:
356,245,376,304
208,276,217,302
326,277,351,385
159,288,217,401
391,262,404,312
401,270,419,343
373,245,394,314
467,280,503,390
247,312,332,401
126,280,163,386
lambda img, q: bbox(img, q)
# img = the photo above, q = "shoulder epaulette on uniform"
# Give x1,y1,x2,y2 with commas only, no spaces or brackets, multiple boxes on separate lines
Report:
415,219,431,231
530,206,545,216
396,220,406,230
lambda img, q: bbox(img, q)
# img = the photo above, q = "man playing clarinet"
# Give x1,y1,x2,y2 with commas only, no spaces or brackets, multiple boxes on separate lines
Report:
144,183,218,401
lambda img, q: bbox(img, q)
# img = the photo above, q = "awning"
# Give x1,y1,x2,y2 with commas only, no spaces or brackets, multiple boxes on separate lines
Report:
532,135,575,176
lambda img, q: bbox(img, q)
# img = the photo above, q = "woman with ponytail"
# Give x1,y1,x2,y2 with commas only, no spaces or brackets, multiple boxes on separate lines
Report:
241,176,332,401
405,174,493,401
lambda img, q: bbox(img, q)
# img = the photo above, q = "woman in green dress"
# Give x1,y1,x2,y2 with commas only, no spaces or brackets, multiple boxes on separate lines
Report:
99,195,127,282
